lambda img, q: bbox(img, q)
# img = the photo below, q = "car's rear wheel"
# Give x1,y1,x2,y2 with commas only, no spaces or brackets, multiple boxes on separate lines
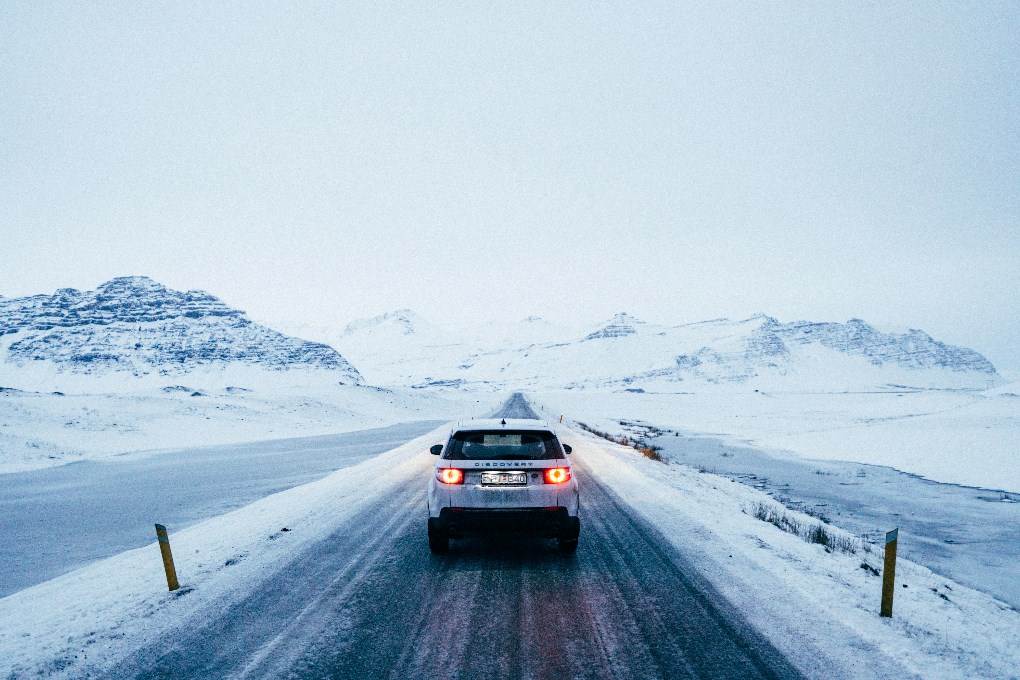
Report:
427,518,449,554
558,516,580,554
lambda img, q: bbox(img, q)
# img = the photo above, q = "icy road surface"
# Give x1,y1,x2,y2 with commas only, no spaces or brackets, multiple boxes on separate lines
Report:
108,395,802,679
0,421,444,597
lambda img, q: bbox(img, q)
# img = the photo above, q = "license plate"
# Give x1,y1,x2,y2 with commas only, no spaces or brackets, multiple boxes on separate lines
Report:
480,471,527,486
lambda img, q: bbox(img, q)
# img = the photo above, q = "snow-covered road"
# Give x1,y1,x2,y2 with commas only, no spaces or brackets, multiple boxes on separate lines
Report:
107,459,801,679
0,420,444,597
104,398,802,679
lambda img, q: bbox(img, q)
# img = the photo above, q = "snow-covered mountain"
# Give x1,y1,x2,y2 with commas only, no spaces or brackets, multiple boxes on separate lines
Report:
0,277,362,391
341,308,422,337
657,314,997,389
329,309,479,388
584,312,644,340
11,277,994,395
324,310,1000,392
311,312,581,388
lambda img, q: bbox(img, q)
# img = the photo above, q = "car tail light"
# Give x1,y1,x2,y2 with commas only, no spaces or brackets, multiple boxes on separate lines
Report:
544,467,571,484
438,468,464,485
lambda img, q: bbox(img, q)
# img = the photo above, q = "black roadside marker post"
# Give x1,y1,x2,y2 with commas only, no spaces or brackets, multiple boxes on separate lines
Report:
880,528,898,617
155,523,180,591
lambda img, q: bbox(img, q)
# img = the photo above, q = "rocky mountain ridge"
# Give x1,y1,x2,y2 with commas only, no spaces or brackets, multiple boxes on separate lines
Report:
341,309,420,337
0,277,240,333
0,277,362,389
659,314,997,387
770,317,996,373
584,312,643,340
0,278,1000,393
334,309,1000,391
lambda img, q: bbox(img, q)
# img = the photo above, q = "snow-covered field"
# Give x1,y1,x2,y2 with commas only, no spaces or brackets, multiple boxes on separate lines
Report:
532,383,1020,492
0,383,485,474
2,423,1017,679
7,380,1015,492
528,386,1020,612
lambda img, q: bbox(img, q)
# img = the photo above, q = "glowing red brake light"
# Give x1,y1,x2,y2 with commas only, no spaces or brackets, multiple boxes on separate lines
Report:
438,468,464,485
544,467,570,484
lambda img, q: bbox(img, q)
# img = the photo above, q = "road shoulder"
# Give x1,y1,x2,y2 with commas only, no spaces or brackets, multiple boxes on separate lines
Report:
563,427,1020,680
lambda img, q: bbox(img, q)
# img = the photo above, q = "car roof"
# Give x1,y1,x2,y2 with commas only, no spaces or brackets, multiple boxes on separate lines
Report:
451,418,552,434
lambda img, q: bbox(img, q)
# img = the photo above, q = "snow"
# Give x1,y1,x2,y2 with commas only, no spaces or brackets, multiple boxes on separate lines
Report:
0,427,446,678
563,430,1020,679
0,420,445,597
309,310,1001,393
526,388,1020,613
532,386,1020,492
2,285,1016,676
0,277,362,388
3,420,1018,679
0,383,483,474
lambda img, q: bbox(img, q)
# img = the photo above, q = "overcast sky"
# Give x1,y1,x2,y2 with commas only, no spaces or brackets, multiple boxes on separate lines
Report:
2,2,1018,371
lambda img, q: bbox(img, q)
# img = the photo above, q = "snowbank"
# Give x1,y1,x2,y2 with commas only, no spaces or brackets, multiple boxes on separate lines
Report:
559,429,1020,680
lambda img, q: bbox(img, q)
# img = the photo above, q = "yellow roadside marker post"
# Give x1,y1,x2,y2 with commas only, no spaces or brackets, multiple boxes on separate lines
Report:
155,523,180,591
880,528,898,617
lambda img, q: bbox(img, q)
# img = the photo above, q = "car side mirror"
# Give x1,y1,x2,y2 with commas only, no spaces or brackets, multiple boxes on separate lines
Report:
563,444,572,454
430,444,443,456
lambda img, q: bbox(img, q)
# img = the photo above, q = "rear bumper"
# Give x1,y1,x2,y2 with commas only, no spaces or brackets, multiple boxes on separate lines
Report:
437,507,572,537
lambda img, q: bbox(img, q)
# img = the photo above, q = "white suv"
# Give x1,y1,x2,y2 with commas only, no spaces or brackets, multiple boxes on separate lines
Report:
427,419,580,554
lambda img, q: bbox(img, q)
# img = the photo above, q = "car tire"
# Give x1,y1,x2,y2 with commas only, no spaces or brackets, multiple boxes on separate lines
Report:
558,517,580,553
427,518,449,554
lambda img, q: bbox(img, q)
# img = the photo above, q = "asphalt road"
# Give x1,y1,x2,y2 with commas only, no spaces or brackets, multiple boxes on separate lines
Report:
0,420,444,597
110,395,802,679
492,392,542,420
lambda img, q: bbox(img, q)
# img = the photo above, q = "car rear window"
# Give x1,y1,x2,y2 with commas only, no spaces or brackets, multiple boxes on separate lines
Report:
443,430,565,460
